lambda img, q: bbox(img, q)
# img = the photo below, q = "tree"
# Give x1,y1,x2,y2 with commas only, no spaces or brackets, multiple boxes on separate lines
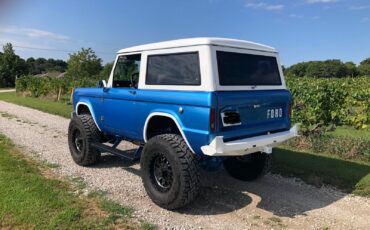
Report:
0,43,28,87
285,62,309,77
26,57,67,74
285,59,355,78
358,57,370,76
100,62,114,80
66,48,102,80
344,61,359,77
305,60,346,78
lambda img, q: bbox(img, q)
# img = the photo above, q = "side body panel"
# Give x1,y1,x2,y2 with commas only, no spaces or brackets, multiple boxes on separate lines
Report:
135,90,215,154
73,88,215,154
99,88,138,137
73,88,104,130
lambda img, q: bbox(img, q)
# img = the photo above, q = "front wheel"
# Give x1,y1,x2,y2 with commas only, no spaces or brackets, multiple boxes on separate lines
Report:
223,152,272,181
140,134,200,210
68,114,101,166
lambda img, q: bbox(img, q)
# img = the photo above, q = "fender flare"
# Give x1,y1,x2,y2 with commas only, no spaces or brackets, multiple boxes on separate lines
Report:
143,112,195,153
75,102,102,131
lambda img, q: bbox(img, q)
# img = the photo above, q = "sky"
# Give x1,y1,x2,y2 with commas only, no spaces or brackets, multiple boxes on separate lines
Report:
0,0,369,66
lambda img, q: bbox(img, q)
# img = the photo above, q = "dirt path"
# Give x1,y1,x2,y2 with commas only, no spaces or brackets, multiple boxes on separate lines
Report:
0,89,15,93
0,100,369,229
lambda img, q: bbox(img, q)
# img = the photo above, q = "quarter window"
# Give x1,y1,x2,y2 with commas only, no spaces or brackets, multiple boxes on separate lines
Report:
217,51,282,86
146,52,201,85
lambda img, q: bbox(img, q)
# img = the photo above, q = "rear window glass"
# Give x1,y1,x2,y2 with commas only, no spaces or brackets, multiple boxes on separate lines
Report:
217,51,282,86
146,52,201,85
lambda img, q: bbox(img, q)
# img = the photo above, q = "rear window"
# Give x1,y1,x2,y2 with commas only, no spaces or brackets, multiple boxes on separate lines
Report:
146,52,201,85
217,51,282,86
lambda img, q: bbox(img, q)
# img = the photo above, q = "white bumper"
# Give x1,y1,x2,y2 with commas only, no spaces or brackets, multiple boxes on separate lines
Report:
201,124,299,156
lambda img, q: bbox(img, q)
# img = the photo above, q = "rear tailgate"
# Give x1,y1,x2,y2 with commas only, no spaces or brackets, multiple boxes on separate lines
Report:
215,90,292,141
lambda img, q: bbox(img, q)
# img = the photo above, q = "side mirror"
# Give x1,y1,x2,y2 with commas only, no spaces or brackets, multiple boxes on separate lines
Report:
97,80,107,88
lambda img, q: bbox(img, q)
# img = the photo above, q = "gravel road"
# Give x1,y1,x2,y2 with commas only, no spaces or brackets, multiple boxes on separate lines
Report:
0,89,15,93
0,100,369,229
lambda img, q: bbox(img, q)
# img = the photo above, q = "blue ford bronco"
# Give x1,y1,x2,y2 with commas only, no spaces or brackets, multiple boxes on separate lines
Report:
68,38,298,209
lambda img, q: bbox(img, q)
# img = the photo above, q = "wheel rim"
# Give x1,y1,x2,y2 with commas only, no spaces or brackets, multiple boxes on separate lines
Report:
151,153,173,192
72,129,84,154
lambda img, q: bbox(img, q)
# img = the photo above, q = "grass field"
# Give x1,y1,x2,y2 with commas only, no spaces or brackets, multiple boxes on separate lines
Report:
273,148,370,196
0,92,369,197
0,92,71,118
327,126,370,140
0,134,153,229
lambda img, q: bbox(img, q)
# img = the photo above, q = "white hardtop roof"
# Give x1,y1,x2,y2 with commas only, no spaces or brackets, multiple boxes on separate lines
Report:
117,37,277,54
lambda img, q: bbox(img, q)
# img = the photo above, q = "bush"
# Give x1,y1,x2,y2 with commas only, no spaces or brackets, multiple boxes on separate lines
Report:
283,134,370,162
16,75,97,99
287,77,370,131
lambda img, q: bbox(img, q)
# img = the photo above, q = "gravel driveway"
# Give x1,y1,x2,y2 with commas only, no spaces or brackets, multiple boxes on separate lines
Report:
0,89,15,93
0,100,369,229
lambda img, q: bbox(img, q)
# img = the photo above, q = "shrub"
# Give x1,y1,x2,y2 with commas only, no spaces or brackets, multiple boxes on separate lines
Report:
16,75,97,99
287,77,370,131
283,134,370,162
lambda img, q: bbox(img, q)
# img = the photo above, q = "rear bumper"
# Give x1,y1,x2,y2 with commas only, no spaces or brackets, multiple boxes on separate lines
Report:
201,124,299,156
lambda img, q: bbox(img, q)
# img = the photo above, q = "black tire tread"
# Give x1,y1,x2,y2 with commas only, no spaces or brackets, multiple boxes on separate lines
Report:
141,134,200,209
68,114,101,166
223,152,272,181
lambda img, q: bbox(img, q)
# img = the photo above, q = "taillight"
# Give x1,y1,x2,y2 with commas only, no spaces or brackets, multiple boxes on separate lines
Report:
221,111,241,126
288,104,292,119
210,107,216,132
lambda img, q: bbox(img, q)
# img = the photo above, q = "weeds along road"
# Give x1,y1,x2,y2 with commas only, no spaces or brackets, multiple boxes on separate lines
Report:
0,100,369,230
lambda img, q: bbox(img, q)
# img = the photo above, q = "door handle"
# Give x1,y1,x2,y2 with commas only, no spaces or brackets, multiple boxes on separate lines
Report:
129,90,136,95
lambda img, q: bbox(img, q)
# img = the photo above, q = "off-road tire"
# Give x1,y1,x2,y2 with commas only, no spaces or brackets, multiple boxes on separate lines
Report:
68,114,101,166
140,134,200,210
223,152,272,181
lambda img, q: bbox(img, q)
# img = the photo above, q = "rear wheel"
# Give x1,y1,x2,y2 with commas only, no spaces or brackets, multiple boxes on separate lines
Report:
140,134,200,210
68,114,101,166
223,152,272,181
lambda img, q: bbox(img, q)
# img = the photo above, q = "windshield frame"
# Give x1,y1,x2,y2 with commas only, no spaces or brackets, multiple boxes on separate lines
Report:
211,46,286,91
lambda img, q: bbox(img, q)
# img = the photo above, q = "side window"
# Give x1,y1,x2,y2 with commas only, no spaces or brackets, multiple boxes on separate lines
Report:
146,52,201,85
113,54,141,88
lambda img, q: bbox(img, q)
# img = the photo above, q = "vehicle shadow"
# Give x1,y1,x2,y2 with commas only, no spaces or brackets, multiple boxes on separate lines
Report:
178,169,343,217
180,149,370,217
91,149,141,177
90,147,370,217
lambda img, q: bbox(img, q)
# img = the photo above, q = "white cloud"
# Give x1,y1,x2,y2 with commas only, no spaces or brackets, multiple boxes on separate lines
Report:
245,2,284,11
362,17,369,23
290,14,304,19
349,5,370,10
0,37,51,50
0,26,70,41
305,0,338,4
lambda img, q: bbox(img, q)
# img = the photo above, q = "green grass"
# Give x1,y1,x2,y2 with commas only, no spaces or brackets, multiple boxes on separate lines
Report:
0,134,147,229
0,92,71,118
273,148,370,196
327,126,370,140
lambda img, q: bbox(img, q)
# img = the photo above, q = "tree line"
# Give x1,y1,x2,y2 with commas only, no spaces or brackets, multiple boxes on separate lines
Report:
284,58,370,78
0,43,113,88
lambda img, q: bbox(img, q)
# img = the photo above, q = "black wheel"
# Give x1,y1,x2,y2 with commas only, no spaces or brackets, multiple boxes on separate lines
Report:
68,114,101,166
223,152,272,181
140,134,200,210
